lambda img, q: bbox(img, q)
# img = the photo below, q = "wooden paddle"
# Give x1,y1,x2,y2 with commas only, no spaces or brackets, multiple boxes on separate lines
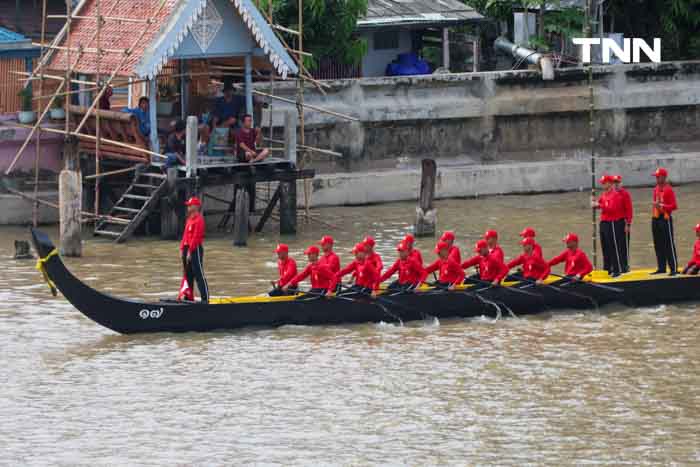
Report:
464,277,543,298
518,277,599,310
549,273,623,293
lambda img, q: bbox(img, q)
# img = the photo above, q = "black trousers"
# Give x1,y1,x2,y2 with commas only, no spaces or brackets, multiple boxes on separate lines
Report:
600,220,626,274
182,245,209,302
269,286,298,296
652,216,678,273
387,281,413,292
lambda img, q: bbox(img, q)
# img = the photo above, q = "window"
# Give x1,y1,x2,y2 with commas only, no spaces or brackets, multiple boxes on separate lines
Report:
374,31,400,50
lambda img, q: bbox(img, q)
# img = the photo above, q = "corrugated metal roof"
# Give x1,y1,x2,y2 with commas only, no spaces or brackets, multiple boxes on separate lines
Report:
358,0,484,29
0,27,28,43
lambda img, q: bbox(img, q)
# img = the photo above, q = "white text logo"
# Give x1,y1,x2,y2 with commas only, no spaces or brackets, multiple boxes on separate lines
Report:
572,38,661,64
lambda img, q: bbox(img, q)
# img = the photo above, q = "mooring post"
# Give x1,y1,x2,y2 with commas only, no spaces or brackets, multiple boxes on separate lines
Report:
160,167,179,240
59,135,82,256
232,186,250,247
279,179,297,235
284,110,297,166
185,116,198,178
414,158,437,237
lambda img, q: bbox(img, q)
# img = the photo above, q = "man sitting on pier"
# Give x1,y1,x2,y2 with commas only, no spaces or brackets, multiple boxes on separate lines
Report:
122,96,151,138
236,114,269,163
164,120,187,168
213,82,245,129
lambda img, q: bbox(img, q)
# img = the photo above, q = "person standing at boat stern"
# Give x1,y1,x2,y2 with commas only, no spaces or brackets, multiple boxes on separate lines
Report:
651,168,679,276
180,197,209,303
592,175,625,277
613,175,633,271
682,224,700,275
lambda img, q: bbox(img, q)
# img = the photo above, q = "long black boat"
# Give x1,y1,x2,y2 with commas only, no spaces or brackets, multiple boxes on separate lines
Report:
31,229,700,335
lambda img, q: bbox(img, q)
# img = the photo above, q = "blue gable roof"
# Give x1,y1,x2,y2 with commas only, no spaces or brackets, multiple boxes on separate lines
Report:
0,27,29,43
136,0,298,79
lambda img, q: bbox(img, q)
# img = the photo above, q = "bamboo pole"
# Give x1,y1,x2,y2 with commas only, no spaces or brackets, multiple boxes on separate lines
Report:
33,0,48,227
263,137,341,157
84,166,137,180
253,89,358,122
46,14,150,23
64,0,72,140
31,43,129,55
297,0,310,220
95,0,102,217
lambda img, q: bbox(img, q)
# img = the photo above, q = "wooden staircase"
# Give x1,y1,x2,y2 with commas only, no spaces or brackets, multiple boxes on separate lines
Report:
94,166,169,243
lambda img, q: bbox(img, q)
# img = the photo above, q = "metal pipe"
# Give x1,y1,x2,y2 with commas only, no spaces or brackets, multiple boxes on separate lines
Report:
494,37,554,80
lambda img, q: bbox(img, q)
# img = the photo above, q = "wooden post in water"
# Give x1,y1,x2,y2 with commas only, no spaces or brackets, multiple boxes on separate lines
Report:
232,186,250,247
279,179,297,235
284,110,297,166
59,135,82,256
414,159,437,237
160,167,179,240
185,116,198,178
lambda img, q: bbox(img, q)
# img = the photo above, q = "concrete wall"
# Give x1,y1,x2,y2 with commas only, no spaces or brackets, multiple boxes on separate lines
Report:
360,30,413,77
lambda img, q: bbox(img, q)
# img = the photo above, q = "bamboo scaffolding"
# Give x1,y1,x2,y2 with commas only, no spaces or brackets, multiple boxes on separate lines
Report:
33,0,48,228
271,24,300,36
263,137,341,157
31,42,129,55
84,166,137,180
47,14,151,24
95,0,102,216
253,89,358,122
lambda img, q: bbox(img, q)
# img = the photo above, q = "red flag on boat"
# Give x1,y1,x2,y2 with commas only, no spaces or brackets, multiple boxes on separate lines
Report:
177,276,194,301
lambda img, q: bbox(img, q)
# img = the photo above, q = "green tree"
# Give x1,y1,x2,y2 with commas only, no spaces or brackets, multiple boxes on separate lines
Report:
259,0,368,68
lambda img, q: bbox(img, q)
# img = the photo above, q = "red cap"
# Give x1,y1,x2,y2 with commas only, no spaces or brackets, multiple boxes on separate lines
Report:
520,227,536,238
275,244,289,254
403,234,415,244
474,239,488,252
695,224,700,232
484,229,498,240
363,236,375,248
612,175,622,183
563,233,579,243
184,196,201,207
520,237,536,247
320,235,334,246
434,241,449,253
304,245,320,256
440,231,455,242
599,174,613,185
397,241,409,252
352,242,366,255
654,167,668,178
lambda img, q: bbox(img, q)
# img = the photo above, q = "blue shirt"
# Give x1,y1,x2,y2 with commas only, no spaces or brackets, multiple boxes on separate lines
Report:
214,95,245,123
123,107,150,137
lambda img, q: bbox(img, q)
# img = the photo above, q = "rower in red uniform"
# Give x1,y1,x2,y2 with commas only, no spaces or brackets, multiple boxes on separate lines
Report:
651,167,679,276
506,237,550,284
403,234,423,266
682,223,700,275
613,175,633,272
285,245,337,295
180,196,209,303
519,227,543,258
547,233,593,280
484,229,504,263
270,244,298,296
439,231,461,263
592,174,625,277
461,240,509,285
319,235,340,273
423,241,465,290
379,241,424,291
336,243,380,293
363,236,383,275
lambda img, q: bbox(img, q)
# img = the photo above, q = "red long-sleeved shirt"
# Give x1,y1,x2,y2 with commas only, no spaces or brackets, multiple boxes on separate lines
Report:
507,252,551,280
337,260,380,289
180,212,205,251
366,252,383,275
462,255,508,282
489,245,504,263
597,190,623,222
424,257,464,285
548,248,593,277
410,248,423,266
320,251,341,273
379,256,424,285
653,183,678,218
291,262,337,290
277,258,298,288
687,240,700,268
618,188,634,225
448,246,461,264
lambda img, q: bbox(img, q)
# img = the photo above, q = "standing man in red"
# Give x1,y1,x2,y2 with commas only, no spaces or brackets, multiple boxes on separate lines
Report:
423,241,465,290
613,175,633,271
461,240,509,286
484,230,504,263
270,244,298,296
440,231,461,263
519,227,543,258
548,233,593,281
363,236,383,275
319,236,340,273
180,196,209,303
682,223,700,275
592,175,624,277
285,246,337,295
651,167,679,275
379,241,424,291
506,237,550,284
403,234,423,266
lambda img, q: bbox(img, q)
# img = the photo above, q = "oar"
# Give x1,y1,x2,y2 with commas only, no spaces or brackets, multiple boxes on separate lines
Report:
518,277,599,310
337,285,404,324
465,277,543,298
426,282,503,318
549,273,623,293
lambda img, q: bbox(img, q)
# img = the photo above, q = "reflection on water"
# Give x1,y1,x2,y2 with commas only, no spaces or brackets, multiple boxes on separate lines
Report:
1,186,700,464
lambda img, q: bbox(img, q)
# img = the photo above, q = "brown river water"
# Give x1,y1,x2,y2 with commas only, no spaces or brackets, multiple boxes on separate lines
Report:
1,186,700,465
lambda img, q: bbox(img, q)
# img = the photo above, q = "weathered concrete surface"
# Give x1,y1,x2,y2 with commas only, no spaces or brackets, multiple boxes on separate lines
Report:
261,61,700,173
0,192,59,224
302,152,700,207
